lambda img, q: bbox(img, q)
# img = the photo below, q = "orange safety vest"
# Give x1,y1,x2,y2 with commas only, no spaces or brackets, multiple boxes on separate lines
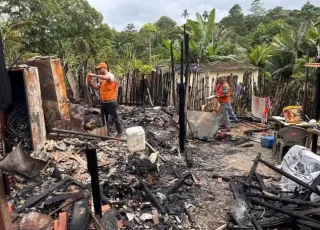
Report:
100,78,117,101
217,82,230,103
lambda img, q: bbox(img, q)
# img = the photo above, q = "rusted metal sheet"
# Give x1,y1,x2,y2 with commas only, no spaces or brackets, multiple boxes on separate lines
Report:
0,110,7,155
0,169,12,230
25,58,70,127
51,59,70,120
22,67,47,150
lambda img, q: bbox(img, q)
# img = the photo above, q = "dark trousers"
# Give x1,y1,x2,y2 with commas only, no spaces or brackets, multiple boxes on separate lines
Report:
100,101,122,134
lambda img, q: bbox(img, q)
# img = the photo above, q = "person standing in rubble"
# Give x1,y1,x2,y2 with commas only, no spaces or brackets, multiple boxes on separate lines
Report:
216,77,237,132
87,63,122,138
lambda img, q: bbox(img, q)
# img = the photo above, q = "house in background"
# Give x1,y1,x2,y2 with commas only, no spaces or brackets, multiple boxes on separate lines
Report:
175,61,259,94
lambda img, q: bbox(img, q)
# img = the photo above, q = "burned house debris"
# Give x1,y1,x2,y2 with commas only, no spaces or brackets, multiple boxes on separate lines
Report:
1,33,320,230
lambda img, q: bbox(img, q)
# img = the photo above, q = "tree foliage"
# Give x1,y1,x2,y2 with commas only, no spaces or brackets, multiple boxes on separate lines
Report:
0,0,320,81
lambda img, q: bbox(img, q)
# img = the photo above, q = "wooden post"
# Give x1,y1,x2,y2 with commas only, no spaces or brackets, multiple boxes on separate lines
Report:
312,58,320,154
303,50,310,119
125,72,129,105
179,40,185,153
0,170,12,230
160,69,164,106
141,74,145,107
170,42,176,108
184,32,190,115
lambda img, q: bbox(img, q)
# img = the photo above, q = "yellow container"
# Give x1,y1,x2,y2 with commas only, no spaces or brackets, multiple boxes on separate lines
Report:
283,106,301,123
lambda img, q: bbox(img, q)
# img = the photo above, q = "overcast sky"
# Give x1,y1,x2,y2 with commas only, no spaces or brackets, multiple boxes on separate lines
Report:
88,0,319,31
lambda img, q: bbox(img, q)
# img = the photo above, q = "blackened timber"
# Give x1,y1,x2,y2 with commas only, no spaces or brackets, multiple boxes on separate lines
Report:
179,40,185,153
85,148,102,216
69,199,91,230
170,42,176,107
70,179,110,205
52,128,126,142
0,30,12,109
251,198,320,228
255,172,279,195
184,31,192,167
140,181,165,213
303,173,320,200
246,153,261,186
141,74,145,106
302,50,310,119
312,57,320,153
251,215,263,230
166,173,191,195
125,72,129,104
259,158,320,197
14,178,71,213
247,193,320,207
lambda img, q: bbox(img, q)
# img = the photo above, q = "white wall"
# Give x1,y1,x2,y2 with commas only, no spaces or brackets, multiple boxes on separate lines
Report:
175,68,259,96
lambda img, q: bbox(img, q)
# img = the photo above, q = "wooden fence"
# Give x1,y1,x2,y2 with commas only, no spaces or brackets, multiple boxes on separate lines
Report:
116,69,255,115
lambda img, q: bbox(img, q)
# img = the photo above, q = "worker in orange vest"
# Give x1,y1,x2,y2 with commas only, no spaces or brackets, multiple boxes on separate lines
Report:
87,63,122,138
216,77,234,132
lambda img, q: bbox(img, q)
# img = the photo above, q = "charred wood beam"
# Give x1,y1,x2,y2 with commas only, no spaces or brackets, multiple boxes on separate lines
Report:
71,179,110,205
140,181,165,213
234,138,250,146
303,173,320,201
246,153,261,186
170,41,176,107
234,177,262,191
179,38,186,153
51,128,126,142
312,58,320,153
251,197,320,228
247,193,320,207
255,172,279,195
212,174,231,182
0,31,12,109
85,148,102,216
259,158,320,197
69,199,91,230
166,173,191,195
251,215,263,230
14,178,71,213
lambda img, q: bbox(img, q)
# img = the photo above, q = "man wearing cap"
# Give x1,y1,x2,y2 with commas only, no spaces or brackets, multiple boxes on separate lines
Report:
87,63,122,138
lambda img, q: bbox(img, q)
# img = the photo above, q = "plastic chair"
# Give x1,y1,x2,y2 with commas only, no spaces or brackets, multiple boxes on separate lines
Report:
275,126,309,163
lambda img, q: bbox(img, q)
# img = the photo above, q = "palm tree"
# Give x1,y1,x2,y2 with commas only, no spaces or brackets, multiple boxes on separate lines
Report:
182,9,189,21
202,11,209,21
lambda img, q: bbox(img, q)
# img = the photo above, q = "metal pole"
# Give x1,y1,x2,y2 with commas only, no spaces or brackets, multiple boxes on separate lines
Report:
312,57,320,154
85,148,102,217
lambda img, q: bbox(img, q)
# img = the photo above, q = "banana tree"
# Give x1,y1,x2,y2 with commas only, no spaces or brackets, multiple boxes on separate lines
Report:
162,38,181,61
187,9,216,64
248,45,272,78
307,21,320,47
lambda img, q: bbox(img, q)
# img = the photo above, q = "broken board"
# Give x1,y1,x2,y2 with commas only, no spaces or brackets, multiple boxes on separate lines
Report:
186,110,222,139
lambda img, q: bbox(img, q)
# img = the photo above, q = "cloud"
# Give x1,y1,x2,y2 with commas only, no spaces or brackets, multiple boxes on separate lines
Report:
88,0,319,31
